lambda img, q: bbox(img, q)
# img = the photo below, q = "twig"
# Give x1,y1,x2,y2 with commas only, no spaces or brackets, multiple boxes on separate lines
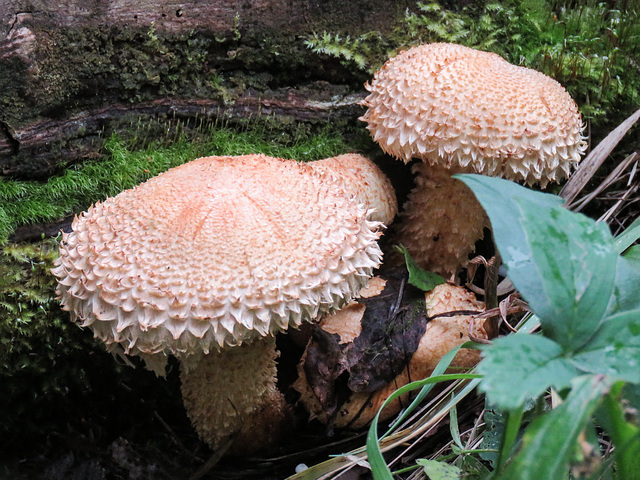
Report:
560,107,640,204
568,152,638,212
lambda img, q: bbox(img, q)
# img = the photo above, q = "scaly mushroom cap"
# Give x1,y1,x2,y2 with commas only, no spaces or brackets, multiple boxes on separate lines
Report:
360,43,587,186
52,154,385,364
295,281,486,429
310,154,398,225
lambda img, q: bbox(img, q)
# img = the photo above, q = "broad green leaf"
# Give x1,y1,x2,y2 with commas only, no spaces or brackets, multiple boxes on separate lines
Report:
457,174,617,351
394,244,445,291
455,174,562,312
477,334,577,410
571,309,640,383
496,375,609,480
417,459,461,479
607,254,640,315
514,197,616,349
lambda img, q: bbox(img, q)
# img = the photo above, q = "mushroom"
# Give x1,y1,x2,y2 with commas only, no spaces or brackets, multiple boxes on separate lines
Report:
360,42,587,276
294,278,487,430
52,153,397,453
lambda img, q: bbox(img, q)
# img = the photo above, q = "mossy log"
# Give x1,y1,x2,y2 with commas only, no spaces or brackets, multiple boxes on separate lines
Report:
0,0,411,178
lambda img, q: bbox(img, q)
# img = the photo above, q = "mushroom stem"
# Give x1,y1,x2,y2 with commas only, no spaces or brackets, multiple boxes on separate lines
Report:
393,163,489,277
180,336,291,454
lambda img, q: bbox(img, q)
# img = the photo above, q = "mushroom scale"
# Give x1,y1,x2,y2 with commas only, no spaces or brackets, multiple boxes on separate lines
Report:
52,154,386,364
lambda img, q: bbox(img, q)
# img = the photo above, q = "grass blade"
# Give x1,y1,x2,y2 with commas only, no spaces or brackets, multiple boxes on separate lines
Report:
614,217,640,255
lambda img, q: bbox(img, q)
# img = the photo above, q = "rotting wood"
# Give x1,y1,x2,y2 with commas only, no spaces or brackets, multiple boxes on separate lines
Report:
0,0,412,179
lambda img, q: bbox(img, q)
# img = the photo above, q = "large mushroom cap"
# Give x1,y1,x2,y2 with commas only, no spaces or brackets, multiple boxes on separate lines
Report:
52,154,385,363
361,43,587,186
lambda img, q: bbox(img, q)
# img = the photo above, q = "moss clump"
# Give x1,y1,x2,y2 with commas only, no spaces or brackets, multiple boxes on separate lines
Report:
0,240,72,377
0,240,104,440
0,122,364,243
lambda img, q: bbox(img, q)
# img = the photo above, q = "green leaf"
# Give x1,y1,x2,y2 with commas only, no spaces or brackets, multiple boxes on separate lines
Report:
623,245,640,265
417,459,461,479
477,334,577,410
514,197,617,349
607,254,640,315
394,244,445,291
457,174,617,351
571,310,640,383
595,383,640,480
496,375,609,480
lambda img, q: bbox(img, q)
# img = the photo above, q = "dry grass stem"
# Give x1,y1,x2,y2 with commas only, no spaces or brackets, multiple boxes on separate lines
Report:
560,107,640,204
570,152,638,212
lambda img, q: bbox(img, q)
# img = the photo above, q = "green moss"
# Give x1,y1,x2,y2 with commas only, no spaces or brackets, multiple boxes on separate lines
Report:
0,24,231,125
0,240,80,379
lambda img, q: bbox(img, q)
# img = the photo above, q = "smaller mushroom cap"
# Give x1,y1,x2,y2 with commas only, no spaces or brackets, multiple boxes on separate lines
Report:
52,154,386,364
360,43,587,186
309,154,398,225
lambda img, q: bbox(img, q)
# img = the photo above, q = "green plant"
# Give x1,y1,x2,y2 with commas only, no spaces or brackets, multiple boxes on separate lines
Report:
361,175,640,479
303,1,524,74
516,0,640,124
462,174,640,480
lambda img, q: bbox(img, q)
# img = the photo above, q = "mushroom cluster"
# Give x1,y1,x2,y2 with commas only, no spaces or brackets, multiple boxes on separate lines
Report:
52,153,397,453
361,42,587,275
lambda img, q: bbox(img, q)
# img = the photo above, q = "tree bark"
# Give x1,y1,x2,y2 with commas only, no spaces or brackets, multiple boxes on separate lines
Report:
0,0,410,178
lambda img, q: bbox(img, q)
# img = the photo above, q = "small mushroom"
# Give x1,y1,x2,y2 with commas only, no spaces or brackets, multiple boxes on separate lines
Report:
361,43,587,276
52,153,397,453
294,279,487,429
